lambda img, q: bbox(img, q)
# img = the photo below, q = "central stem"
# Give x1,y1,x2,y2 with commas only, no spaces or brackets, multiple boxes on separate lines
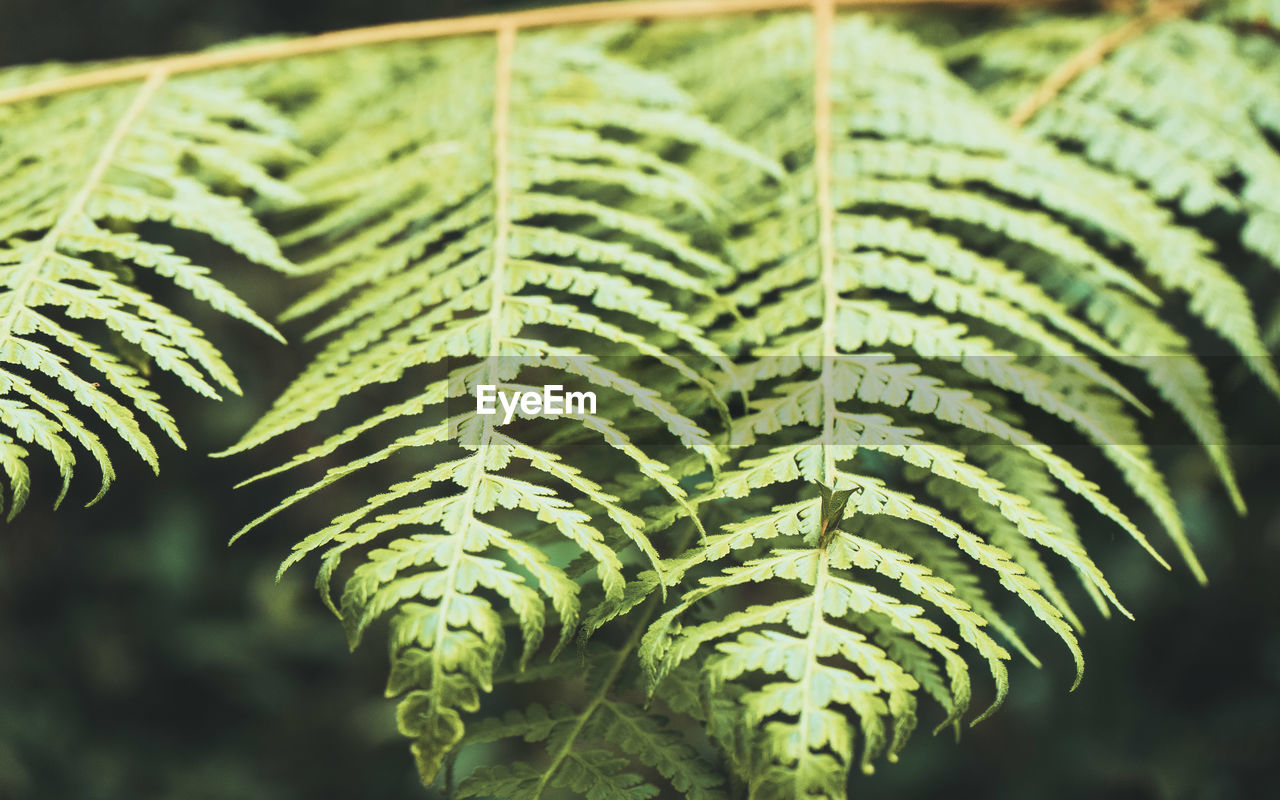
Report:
813,0,838,487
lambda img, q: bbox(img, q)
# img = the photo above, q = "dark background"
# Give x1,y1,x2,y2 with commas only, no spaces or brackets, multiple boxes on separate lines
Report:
0,2,1278,799
0,0,524,66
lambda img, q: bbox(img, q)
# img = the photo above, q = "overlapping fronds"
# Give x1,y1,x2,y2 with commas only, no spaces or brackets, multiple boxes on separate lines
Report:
951,7,1280,331
457,641,725,800
634,13,1104,794
0,65,292,515
627,7,1276,794
4,0,1278,797
950,0,1280,366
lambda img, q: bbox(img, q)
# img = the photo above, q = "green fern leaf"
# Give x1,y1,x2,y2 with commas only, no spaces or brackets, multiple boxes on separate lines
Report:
0,65,290,513
221,29,772,783
626,10,1246,790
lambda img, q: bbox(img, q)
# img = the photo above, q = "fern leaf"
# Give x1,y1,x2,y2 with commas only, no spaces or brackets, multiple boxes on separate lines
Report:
622,11,1237,787
951,13,1280,395
223,29,770,783
0,66,290,510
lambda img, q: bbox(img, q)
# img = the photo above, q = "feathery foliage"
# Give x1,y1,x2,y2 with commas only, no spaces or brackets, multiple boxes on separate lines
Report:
2,0,1278,797
0,63,291,516
220,27,772,782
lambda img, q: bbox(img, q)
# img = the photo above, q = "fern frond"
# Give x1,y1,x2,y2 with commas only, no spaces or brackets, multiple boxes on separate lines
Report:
0,65,290,513
950,11,1280,397
222,28,772,783
622,10,1243,789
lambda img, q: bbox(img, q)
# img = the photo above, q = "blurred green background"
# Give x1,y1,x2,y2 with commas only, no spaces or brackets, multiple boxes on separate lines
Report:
0,2,1278,798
